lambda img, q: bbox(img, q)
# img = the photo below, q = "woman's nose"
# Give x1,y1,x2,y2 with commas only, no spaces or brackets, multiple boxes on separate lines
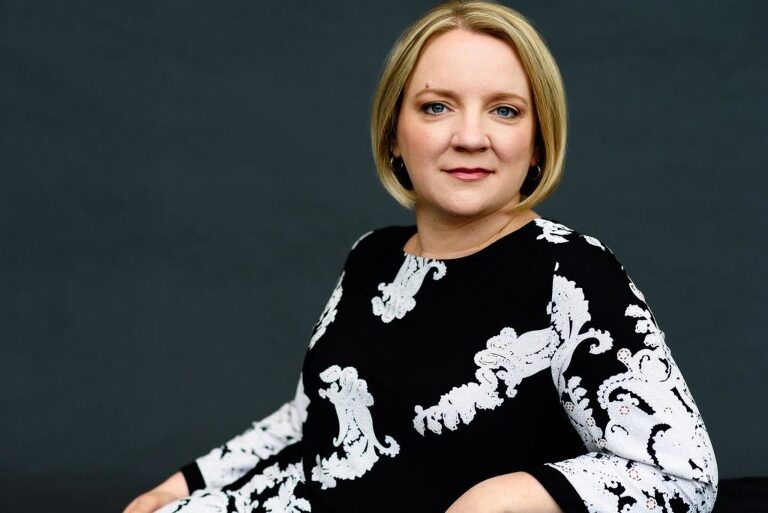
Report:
451,113,490,151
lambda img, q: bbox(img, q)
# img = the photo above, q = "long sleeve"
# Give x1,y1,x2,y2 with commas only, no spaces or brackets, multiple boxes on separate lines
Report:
180,373,310,492
176,230,371,495
527,238,718,513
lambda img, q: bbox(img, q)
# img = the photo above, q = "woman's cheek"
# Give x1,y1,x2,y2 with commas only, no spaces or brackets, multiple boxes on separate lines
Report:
497,132,535,162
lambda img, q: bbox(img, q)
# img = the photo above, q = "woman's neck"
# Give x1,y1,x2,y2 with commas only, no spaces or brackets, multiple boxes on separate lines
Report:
404,206,540,260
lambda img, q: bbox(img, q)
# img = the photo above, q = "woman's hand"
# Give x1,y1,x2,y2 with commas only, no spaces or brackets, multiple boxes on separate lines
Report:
122,471,189,513
445,472,564,513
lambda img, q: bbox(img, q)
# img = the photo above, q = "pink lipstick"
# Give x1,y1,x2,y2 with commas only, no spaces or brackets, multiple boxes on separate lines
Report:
445,167,492,181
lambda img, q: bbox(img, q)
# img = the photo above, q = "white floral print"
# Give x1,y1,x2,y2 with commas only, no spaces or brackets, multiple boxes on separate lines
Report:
371,254,446,323
311,365,400,489
309,271,344,350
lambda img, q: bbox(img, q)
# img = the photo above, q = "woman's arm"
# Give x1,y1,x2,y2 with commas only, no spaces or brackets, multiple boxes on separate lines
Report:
526,241,718,512
446,238,718,513
122,471,189,513
181,372,310,492
123,231,370,513
122,374,309,513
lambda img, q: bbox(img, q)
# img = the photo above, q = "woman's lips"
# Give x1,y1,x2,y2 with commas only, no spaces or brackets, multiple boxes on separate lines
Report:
445,167,492,180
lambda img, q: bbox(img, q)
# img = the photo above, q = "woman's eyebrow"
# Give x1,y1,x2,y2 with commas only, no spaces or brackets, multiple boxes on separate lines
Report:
414,88,529,106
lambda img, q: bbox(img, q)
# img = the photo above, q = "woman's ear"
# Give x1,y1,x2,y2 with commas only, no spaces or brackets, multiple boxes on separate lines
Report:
530,146,540,167
391,140,400,158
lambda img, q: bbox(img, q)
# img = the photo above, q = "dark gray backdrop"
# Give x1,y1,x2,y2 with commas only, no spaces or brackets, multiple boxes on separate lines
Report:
1,1,766,511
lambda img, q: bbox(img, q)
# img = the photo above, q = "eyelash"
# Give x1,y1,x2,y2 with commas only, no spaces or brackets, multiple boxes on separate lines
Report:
420,102,520,119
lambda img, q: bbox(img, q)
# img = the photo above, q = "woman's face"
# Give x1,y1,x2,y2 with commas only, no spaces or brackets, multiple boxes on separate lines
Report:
393,28,538,220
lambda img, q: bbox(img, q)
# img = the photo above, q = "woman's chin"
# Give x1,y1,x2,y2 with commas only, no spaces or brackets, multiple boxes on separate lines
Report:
416,188,516,220
431,200,496,220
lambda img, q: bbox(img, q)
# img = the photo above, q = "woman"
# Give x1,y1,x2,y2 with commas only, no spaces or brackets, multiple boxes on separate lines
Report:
124,1,718,512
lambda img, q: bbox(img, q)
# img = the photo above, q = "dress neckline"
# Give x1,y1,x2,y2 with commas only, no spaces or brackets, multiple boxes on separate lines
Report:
399,216,543,263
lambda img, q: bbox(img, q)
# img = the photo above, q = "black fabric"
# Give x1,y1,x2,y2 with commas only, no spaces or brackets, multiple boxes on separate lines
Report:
525,464,589,513
180,461,205,494
160,217,718,512
712,477,768,513
295,220,586,512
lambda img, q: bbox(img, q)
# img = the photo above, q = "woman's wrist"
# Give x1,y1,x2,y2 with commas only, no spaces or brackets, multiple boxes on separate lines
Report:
156,471,189,498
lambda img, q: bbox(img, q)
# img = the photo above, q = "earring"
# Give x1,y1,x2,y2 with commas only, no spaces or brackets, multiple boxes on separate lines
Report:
521,163,542,197
527,163,542,181
389,154,414,191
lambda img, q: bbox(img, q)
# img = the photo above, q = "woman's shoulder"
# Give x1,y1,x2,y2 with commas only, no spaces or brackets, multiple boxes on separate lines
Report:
345,224,415,254
533,216,617,257
530,217,648,309
331,225,414,277
530,216,629,282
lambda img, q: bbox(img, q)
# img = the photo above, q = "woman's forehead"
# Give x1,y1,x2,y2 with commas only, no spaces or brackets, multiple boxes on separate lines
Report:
405,31,530,99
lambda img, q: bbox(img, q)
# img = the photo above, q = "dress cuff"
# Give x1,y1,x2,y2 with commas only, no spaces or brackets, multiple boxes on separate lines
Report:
524,463,588,513
180,461,206,493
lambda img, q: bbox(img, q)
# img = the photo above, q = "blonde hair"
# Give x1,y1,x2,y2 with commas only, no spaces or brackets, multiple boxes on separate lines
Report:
370,0,567,212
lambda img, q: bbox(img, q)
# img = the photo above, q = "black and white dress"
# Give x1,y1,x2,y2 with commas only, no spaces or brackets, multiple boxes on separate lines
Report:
158,216,718,513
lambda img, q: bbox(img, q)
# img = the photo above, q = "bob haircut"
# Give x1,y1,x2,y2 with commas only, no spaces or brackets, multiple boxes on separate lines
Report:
370,0,567,212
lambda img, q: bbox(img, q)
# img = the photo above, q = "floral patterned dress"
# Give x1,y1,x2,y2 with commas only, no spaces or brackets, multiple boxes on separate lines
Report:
158,217,718,513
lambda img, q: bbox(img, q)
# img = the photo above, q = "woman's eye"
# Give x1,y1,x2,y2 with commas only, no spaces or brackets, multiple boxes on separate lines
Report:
494,106,519,118
421,102,519,119
422,102,448,115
